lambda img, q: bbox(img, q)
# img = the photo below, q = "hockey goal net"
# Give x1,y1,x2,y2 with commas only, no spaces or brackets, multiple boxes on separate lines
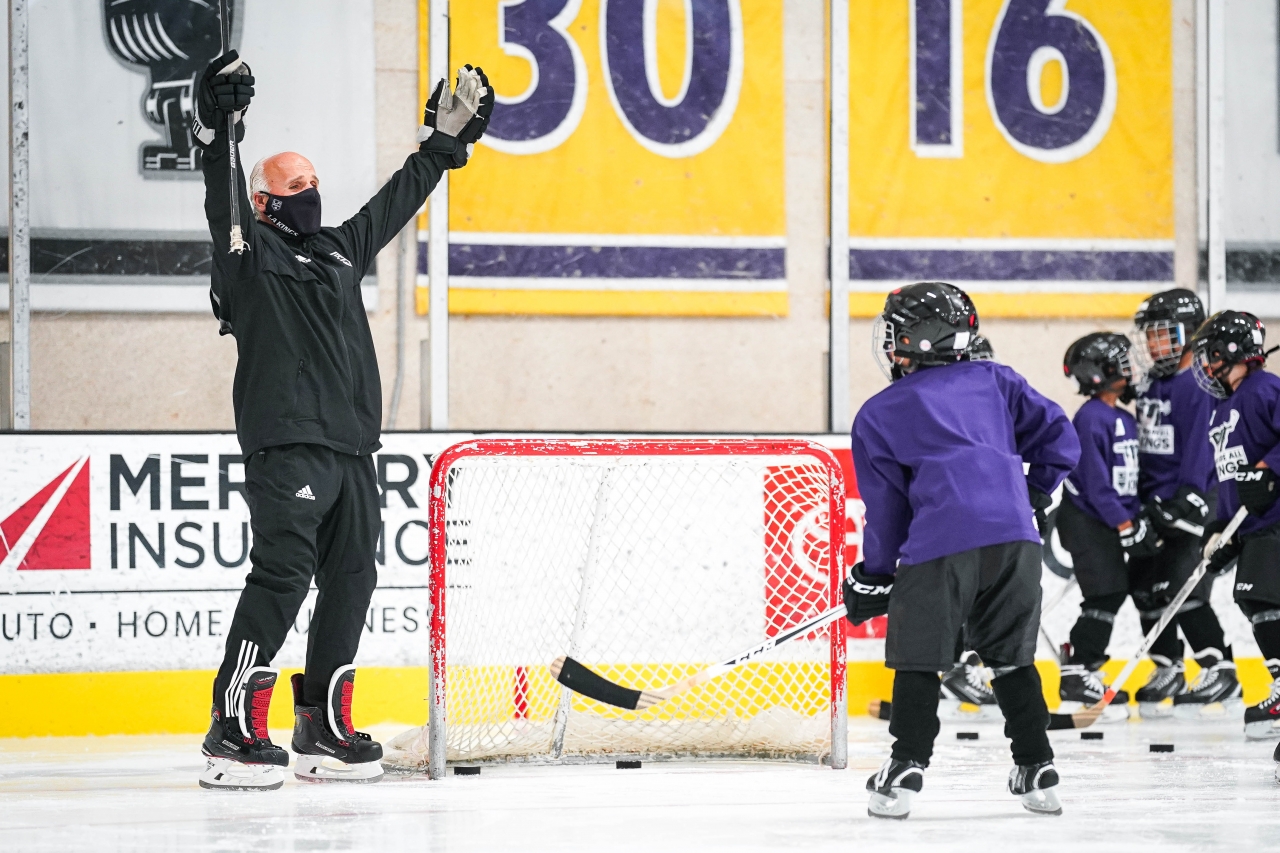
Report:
387,438,848,778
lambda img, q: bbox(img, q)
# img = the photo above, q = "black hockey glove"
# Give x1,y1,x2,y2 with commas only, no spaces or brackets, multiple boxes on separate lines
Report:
1235,466,1278,516
1027,483,1053,539
842,561,893,626
1148,485,1211,535
194,51,254,147
1118,511,1163,559
417,65,494,169
1200,517,1241,576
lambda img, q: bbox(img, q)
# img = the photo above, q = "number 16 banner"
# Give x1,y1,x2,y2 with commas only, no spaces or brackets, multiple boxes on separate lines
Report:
421,0,787,317
847,0,1174,317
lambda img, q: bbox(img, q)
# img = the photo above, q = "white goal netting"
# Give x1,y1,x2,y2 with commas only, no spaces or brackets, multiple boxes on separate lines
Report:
386,439,847,776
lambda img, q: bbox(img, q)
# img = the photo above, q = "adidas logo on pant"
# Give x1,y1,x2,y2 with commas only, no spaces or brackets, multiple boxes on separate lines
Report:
296,485,316,500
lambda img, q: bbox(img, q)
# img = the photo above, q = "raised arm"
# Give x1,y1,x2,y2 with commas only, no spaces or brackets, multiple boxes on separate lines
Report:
195,52,262,283
336,65,495,276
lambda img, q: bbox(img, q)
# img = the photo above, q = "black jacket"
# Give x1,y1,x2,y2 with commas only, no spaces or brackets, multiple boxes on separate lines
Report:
204,133,447,459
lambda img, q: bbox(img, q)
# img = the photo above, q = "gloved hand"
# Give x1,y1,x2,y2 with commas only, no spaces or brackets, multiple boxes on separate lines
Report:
1027,482,1053,539
1235,466,1278,516
1148,485,1211,534
193,50,254,147
1119,510,1163,559
417,65,495,168
1200,517,1241,575
842,561,893,626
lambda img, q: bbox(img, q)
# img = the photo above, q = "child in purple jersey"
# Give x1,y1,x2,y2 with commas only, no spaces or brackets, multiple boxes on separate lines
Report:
846,283,1079,819
1056,333,1167,721
1131,289,1240,719
1192,311,1280,740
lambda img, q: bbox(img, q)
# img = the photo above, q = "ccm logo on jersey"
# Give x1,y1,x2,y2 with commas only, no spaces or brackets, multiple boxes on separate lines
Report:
1237,583,1254,592
329,251,353,267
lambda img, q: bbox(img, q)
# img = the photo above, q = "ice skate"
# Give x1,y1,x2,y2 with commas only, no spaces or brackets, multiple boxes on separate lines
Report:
199,667,288,791
1058,664,1130,722
1008,761,1063,816
1172,654,1242,721
1243,674,1280,740
866,757,925,820
1135,656,1184,719
939,652,1003,722
291,666,385,782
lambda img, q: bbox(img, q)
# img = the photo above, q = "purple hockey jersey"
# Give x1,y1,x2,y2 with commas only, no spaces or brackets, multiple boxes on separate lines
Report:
851,360,1080,576
1064,397,1141,528
1209,368,1280,536
1136,368,1217,501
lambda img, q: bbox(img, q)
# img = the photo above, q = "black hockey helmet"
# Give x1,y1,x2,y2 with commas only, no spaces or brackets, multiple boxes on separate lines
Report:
1190,311,1268,398
1132,288,1206,379
1064,332,1134,398
964,335,995,362
873,282,978,381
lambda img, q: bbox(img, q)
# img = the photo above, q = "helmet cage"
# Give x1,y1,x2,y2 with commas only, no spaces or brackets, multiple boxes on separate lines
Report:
1133,319,1186,379
871,315,897,381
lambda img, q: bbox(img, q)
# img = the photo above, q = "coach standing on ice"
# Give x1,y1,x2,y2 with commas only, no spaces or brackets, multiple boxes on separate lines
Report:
193,51,493,791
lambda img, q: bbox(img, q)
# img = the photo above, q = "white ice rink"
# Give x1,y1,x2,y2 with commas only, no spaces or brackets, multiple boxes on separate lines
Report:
2,717,1277,852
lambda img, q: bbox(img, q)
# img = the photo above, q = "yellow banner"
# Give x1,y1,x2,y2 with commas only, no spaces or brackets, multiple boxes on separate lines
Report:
417,0,787,316
846,0,1174,317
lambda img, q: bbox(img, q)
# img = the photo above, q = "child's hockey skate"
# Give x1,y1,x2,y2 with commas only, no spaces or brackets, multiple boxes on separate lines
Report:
1008,761,1063,816
1172,653,1242,721
1058,663,1129,722
938,652,1003,722
199,667,289,791
291,665,385,782
866,757,925,820
1135,655,1185,719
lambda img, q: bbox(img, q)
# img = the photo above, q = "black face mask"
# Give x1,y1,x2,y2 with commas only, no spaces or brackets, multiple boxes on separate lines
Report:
262,187,321,237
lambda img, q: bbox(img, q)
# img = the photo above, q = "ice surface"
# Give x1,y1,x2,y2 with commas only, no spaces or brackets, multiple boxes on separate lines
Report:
2,718,1277,852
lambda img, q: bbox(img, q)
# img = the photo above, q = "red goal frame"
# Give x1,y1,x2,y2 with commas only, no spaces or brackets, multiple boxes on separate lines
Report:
425,438,848,778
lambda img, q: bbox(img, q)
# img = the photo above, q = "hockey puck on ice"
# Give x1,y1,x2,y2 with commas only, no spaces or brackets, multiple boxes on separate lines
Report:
454,766,481,776
1081,732,1104,740
616,760,642,769
1149,743,1174,753
956,732,979,740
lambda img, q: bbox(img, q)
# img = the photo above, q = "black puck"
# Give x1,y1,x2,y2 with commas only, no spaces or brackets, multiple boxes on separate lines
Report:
956,732,979,740
1150,743,1174,753
1081,732,1104,740
616,760,642,769
454,766,481,776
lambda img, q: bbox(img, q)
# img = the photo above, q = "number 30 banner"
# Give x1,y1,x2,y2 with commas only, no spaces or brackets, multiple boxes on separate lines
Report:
847,0,1174,317
420,0,787,316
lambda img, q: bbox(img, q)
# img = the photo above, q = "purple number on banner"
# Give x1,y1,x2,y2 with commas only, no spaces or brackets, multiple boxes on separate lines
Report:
985,0,1115,163
483,0,587,155
601,0,743,158
911,0,962,157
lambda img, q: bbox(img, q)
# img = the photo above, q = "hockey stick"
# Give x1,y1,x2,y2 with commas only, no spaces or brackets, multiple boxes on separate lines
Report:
1070,506,1249,728
551,603,848,711
218,0,247,254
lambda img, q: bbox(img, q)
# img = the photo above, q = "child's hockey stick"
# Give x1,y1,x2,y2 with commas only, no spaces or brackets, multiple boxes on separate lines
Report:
551,603,848,711
1070,506,1249,728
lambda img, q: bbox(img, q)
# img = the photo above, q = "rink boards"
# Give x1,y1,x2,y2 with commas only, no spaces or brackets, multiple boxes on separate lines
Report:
0,431,1272,738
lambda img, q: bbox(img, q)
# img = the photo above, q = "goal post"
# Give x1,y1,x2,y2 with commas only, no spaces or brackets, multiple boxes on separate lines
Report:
421,438,849,779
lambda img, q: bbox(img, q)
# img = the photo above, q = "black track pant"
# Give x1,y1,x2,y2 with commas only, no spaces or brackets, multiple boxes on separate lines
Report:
212,444,379,716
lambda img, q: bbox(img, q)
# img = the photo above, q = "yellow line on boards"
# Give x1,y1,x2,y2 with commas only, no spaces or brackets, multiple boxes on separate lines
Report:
849,291,1152,319
3,659,1272,738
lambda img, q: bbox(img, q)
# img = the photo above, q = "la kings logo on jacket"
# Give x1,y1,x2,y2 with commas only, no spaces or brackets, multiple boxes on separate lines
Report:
1112,419,1139,496
1136,398,1174,455
1209,409,1247,481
